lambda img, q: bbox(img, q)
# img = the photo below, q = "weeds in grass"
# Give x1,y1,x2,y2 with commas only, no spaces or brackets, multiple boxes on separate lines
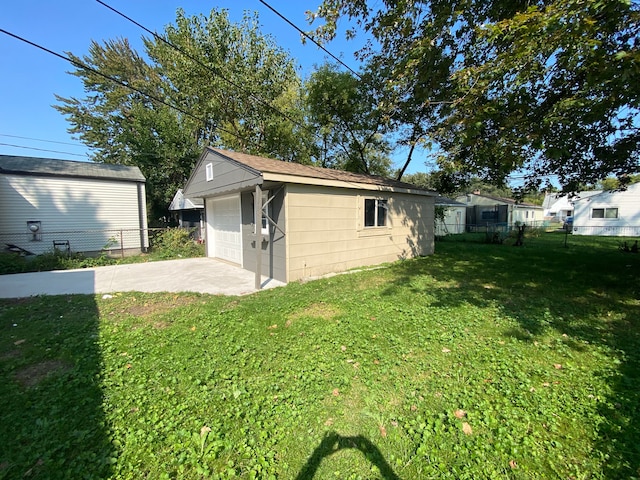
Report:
0,235,638,478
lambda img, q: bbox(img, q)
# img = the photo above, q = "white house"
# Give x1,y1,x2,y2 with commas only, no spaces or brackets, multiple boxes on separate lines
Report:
571,183,640,236
0,155,148,255
542,191,601,222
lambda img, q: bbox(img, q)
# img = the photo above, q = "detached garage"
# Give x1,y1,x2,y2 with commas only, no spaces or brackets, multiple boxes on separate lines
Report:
184,147,436,286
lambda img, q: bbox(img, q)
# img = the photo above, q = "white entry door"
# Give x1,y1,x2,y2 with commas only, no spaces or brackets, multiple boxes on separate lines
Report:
206,195,242,265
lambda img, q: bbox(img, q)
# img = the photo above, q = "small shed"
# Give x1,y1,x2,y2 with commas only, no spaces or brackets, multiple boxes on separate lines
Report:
183,147,436,285
571,183,640,236
0,155,148,255
434,196,466,236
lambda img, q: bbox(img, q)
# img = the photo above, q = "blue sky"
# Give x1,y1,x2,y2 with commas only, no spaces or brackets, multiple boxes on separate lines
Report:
0,1,427,175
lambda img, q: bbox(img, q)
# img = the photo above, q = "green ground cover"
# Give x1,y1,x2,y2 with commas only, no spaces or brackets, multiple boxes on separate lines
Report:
1,234,638,479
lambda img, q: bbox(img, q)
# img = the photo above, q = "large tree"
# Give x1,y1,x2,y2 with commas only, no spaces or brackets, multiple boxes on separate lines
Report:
56,9,312,220
310,0,640,192
305,63,392,175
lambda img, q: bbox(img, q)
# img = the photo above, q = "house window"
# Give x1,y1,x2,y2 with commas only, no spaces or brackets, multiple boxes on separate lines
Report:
253,191,271,235
592,207,618,219
205,163,214,182
364,198,387,227
481,210,497,220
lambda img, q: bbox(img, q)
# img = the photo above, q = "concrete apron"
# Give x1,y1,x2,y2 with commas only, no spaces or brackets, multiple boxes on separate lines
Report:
0,258,285,299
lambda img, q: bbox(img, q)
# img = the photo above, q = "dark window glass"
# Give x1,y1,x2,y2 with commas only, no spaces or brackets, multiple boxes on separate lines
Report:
365,199,376,227
377,200,387,226
592,208,604,218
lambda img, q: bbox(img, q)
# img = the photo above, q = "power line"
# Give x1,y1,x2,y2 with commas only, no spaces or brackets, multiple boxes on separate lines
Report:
0,142,88,158
0,28,246,145
258,0,361,79
0,133,85,147
96,0,313,136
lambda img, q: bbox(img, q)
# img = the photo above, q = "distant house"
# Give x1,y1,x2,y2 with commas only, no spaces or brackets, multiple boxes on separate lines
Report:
542,191,601,222
456,192,544,227
434,196,466,236
571,183,640,237
183,147,436,285
0,155,148,255
169,189,204,240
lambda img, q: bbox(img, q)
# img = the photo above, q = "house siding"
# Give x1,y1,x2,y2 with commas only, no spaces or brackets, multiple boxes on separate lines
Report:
572,183,640,236
240,188,287,283
286,184,433,281
0,174,145,255
184,149,261,199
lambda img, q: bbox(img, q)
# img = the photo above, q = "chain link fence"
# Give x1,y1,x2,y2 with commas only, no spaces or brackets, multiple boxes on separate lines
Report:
0,228,166,258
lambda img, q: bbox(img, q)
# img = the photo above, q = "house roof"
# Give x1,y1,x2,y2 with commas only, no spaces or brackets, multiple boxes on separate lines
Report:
0,155,146,182
435,195,465,207
460,192,543,209
209,148,436,195
169,189,203,211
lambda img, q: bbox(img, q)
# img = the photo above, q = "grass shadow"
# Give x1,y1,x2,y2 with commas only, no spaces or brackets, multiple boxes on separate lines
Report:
0,294,112,479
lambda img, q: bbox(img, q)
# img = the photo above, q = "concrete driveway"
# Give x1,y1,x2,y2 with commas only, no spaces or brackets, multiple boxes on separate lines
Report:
0,258,285,299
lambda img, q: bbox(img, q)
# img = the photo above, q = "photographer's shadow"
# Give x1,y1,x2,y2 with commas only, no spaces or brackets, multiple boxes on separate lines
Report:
295,432,400,480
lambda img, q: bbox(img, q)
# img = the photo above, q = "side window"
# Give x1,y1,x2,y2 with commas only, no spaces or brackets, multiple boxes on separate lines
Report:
592,207,618,219
364,198,388,227
254,191,271,234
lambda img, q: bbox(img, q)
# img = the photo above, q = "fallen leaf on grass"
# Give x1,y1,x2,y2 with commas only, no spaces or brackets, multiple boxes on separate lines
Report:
324,418,334,426
410,404,417,411
379,425,387,437
442,347,451,353
13,339,26,346
509,460,518,469
190,326,196,331
332,388,340,397
341,345,347,352
554,363,563,369
267,324,278,330
462,422,473,435
454,409,467,419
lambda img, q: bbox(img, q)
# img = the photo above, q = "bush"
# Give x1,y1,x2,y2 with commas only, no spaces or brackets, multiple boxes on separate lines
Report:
0,252,27,275
150,228,204,260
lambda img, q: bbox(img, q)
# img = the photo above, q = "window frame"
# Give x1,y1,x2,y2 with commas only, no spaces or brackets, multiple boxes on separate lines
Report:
205,162,214,182
364,198,388,228
591,207,618,219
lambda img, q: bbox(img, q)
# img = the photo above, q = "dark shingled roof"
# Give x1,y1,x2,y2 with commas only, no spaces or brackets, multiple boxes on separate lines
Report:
209,147,435,194
0,155,146,182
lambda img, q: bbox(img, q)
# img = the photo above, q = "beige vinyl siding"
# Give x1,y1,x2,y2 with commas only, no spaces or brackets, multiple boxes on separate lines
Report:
286,184,434,281
0,174,142,254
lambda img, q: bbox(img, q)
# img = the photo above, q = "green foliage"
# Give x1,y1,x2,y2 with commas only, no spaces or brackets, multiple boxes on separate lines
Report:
311,0,640,190
1,235,639,478
55,9,313,220
150,228,204,259
305,64,393,176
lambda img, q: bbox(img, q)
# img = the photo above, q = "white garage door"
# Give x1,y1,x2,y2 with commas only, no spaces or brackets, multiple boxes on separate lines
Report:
207,195,242,265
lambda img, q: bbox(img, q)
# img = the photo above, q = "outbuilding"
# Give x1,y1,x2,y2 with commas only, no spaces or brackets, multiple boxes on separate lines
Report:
0,155,148,256
183,147,436,286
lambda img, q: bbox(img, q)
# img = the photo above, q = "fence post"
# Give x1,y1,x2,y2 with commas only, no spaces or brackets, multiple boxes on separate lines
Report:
120,229,124,259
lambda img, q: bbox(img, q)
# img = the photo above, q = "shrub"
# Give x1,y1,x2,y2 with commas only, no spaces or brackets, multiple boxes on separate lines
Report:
150,228,204,259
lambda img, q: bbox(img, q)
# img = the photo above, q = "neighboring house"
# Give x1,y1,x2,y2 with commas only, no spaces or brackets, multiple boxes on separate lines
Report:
571,183,640,237
0,155,148,255
542,191,601,222
169,189,204,240
183,147,436,285
435,196,466,236
456,192,544,227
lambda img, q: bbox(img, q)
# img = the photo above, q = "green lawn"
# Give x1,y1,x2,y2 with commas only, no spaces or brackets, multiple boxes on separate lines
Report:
1,234,639,479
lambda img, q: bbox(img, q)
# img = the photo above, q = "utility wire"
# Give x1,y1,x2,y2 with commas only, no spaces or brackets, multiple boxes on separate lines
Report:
258,0,361,79
0,28,247,145
0,142,88,158
96,0,314,136
0,133,86,147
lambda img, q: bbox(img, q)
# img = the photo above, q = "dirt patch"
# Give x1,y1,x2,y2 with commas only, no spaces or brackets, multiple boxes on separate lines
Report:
0,349,22,361
288,302,341,324
15,359,72,388
101,294,201,327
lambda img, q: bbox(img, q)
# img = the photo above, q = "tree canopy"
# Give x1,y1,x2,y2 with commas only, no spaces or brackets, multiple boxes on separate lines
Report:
311,0,640,193
56,9,313,220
